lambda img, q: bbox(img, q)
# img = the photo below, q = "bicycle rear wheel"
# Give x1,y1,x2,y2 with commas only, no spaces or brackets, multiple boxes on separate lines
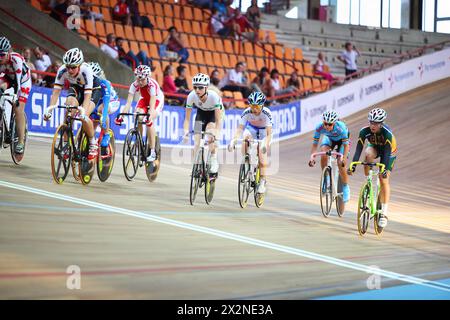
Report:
357,184,371,236
254,166,265,208
320,166,333,217
336,175,345,217
97,129,116,182
374,194,384,235
10,113,28,165
122,129,140,181
238,161,251,208
189,150,202,205
51,124,72,184
78,130,95,185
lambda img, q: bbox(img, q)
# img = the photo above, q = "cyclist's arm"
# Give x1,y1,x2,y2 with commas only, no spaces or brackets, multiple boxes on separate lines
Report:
381,141,392,170
183,107,192,133
11,55,23,93
265,126,272,149
101,81,111,126
122,92,134,114
352,131,366,162
49,86,62,107
232,124,245,141
310,124,321,155
149,94,156,114
214,107,222,132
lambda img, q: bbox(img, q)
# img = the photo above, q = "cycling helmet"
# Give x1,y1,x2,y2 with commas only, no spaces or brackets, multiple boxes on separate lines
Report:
192,73,210,87
63,48,84,66
134,64,151,79
248,91,266,107
368,107,387,123
0,37,11,53
322,110,339,124
88,62,103,77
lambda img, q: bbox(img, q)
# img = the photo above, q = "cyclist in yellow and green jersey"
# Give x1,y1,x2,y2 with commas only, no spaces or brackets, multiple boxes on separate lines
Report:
349,107,397,228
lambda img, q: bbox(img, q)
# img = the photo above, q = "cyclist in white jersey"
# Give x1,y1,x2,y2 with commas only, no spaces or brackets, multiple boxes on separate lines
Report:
116,65,164,162
0,37,32,154
44,48,102,160
228,91,273,193
183,73,224,174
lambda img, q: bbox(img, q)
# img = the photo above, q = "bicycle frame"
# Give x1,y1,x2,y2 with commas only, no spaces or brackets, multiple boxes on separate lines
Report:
117,112,150,163
310,150,343,200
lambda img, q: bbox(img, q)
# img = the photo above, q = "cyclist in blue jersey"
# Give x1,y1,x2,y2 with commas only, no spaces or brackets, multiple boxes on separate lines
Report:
308,110,351,202
87,62,120,147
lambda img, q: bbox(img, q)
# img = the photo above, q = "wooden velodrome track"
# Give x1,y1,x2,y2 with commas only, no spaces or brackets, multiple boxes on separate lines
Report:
0,78,449,300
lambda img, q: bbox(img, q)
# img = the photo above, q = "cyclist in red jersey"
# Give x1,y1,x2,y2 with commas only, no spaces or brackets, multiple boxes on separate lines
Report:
116,65,164,162
0,37,32,154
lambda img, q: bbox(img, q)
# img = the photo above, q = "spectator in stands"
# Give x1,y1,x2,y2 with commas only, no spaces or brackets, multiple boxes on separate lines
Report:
266,68,298,102
219,62,251,98
75,0,104,21
160,27,190,64
191,0,213,9
49,0,70,25
286,72,302,98
162,65,181,105
116,37,149,69
101,33,119,59
41,60,62,88
213,0,228,16
210,8,233,38
251,66,269,95
174,65,190,94
22,47,38,84
337,42,360,79
113,0,131,26
233,8,256,42
127,0,153,29
33,47,52,72
314,52,334,82
246,0,261,31
209,69,223,97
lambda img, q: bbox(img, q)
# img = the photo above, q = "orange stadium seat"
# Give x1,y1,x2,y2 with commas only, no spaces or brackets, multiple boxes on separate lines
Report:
115,24,125,39
89,36,99,47
134,27,144,42
95,21,106,37
183,7,193,21
284,47,294,61
173,5,181,19
233,92,246,109
163,4,173,17
194,50,205,65
192,21,201,34
267,31,277,43
285,61,295,74
199,65,208,75
294,48,303,61
312,78,322,93
164,17,174,29
105,22,114,36
255,57,265,70
154,2,164,16
101,7,112,22
243,42,254,56
201,22,209,34
85,19,96,35
91,0,101,5
220,53,230,68
193,8,203,21
302,76,312,93
197,36,206,50
153,29,163,43
275,60,285,74
205,38,215,51
229,54,238,67
130,41,139,54
223,39,233,54
303,62,313,77
108,0,115,7
139,42,149,55
246,57,256,71
294,61,304,75
204,51,214,66
214,38,224,52
212,52,221,66
124,25,135,40
144,28,153,42
254,45,264,57
138,1,145,14
149,43,159,58
174,19,183,32
187,34,198,48
183,20,193,33
145,2,154,15
100,0,109,6
121,40,130,53
274,45,283,59
156,16,164,29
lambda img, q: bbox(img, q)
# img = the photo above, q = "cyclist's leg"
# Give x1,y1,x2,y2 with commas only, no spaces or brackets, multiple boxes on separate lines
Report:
363,145,377,176
146,100,162,158
336,142,349,184
378,153,395,214
241,128,253,156
257,130,268,178
319,136,332,169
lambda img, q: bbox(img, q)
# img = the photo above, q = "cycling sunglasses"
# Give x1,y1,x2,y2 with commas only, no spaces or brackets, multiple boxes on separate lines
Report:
66,64,80,70
323,122,334,127
193,85,206,90
0,52,8,57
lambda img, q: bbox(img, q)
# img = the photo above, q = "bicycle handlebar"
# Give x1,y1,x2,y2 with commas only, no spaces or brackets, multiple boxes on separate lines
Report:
185,130,216,140
349,161,385,173
310,151,343,163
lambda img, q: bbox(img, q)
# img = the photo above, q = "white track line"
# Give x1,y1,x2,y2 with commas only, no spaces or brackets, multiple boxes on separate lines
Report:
1,180,449,292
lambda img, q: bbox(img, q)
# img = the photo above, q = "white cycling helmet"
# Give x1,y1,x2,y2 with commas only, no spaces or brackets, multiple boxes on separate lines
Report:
322,110,339,124
368,107,387,123
192,73,210,87
0,37,11,53
88,62,103,77
134,64,151,79
248,91,266,106
63,48,84,66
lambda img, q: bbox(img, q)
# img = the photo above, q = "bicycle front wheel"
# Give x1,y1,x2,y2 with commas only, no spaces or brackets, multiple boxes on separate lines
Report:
78,129,95,185
0,112,5,152
97,129,116,182
238,161,251,208
122,129,140,181
204,151,216,205
51,124,72,184
189,150,202,205
357,184,371,236
320,166,333,217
